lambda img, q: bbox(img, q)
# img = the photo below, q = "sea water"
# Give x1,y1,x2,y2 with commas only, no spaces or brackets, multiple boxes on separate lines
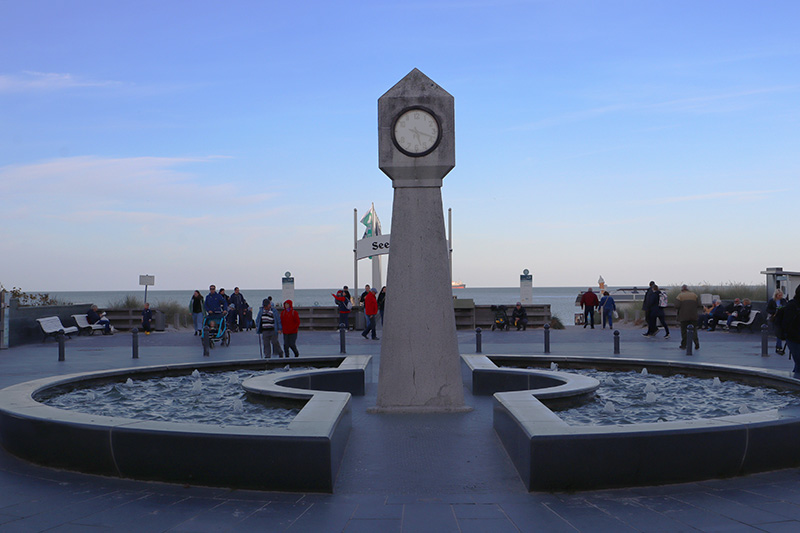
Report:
46,286,589,325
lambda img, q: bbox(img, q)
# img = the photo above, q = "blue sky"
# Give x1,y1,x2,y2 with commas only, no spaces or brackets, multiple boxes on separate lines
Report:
1,0,798,291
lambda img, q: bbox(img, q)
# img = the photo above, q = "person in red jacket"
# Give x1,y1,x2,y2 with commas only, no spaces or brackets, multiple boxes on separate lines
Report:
580,288,600,329
281,300,301,357
361,288,379,340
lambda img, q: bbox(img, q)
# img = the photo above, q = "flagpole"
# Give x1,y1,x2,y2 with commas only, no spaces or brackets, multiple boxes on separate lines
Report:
353,208,358,308
448,208,453,286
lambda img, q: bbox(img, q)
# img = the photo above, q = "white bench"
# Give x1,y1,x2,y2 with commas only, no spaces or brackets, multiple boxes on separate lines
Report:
36,316,79,341
713,310,760,332
72,314,106,335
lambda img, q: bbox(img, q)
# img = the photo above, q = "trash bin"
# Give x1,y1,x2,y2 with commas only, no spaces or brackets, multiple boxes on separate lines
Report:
154,310,166,331
354,309,366,331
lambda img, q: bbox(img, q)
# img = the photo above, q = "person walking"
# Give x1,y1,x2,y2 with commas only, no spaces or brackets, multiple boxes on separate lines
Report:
651,285,671,339
361,288,379,340
281,299,300,357
675,284,700,351
642,281,658,336
775,286,800,374
256,298,283,358
230,287,248,332
767,289,789,355
189,290,205,336
377,286,386,325
598,291,616,329
579,288,599,329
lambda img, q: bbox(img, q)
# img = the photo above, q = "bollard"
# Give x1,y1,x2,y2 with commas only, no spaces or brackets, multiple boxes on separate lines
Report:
132,328,139,359
686,325,694,356
613,330,620,354
57,330,66,361
475,327,482,353
202,325,210,357
544,323,550,354
339,324,346,354
761,324,769,357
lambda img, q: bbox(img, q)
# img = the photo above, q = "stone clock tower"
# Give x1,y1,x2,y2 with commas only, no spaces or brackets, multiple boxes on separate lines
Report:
372,69,468,413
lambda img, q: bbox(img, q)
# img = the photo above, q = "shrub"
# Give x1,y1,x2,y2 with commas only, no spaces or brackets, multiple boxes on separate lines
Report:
0,284,66,306
549,314,565,329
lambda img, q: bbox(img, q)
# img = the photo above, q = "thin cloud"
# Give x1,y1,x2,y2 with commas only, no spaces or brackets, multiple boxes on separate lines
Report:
646,190,789,205
0,71,122,92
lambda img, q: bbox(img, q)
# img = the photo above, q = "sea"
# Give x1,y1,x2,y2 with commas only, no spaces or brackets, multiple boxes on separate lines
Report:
44,286,599,326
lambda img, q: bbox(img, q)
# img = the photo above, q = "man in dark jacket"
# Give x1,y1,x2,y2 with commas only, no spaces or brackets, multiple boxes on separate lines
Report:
580,288,600,329
230,287,248,332
641,281,658,336
775,286,800,373
675,285,700,350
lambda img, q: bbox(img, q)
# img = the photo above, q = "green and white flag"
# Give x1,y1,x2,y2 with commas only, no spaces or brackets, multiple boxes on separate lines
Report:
360,203,382,239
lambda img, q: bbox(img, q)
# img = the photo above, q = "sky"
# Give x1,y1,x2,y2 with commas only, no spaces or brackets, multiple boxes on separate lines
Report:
1,0,798,291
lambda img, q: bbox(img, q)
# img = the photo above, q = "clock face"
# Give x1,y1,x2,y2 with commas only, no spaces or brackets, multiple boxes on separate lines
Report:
392,107,441,157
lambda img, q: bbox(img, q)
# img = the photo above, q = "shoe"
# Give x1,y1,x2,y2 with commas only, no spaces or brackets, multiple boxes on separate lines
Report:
372,337,379,340
777,348,785,355
664,334,670,339
361,333,367,339
642,333,651,337
584,325,587,328
695,345,700,350
679,345,686,350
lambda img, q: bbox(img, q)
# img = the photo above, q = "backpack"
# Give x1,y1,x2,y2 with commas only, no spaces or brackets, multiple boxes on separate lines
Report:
658,291,668,308
344,298,352,311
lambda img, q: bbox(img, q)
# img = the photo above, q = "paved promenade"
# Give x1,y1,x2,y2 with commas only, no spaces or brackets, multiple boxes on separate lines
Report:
1,324,799,532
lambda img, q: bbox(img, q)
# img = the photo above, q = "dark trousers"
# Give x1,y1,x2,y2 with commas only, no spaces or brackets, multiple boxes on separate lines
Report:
283,333,299,357
363,314,377,339
583,307,595,328
261,329,283,357
653,307,670,335
679,320,699,348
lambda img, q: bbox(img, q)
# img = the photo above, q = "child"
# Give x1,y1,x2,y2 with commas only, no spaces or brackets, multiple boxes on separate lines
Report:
142,303,153,335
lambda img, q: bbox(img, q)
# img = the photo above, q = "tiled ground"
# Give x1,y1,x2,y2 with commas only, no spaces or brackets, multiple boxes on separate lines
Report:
1,324,798,531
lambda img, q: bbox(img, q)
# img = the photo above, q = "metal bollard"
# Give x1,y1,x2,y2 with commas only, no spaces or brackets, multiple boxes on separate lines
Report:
475,327,482,353
544,323,550,354
339,324,346,354
686,325,694,356
131,328,139,359
613,330,620,354
57,330,66,361
202,325,210,357
761,324,769,357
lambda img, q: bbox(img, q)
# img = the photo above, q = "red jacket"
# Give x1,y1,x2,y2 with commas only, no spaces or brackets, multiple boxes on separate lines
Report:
580,291,599,309
364,291,378,316
281,300,300,334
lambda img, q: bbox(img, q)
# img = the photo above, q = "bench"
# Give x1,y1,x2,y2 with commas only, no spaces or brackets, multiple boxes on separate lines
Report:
36,316,79,342
72,314,106,335
713,310,761,333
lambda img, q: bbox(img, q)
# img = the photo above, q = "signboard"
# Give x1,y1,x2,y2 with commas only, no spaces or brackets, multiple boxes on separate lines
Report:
356,234,391,260
355,234,449,261
139,275,155,286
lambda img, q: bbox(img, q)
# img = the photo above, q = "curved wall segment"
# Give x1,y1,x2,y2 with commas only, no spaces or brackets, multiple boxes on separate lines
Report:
462,354,800,492
0,356,370,493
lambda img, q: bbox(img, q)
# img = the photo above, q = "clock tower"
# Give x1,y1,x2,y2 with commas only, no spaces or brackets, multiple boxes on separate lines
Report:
372,69,467,413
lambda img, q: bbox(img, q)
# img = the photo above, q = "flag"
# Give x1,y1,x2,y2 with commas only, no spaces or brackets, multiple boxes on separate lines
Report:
360,203,381,239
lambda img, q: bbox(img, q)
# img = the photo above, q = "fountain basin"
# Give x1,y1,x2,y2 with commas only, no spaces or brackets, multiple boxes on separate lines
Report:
0,356,371,492
462,354,800,491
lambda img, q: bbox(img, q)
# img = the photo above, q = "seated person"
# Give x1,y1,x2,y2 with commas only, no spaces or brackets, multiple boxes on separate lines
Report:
707,300,727,331
698,305,713,330
87,304,112,334
725,298,745,328
141,302,153,334
511,302,528,331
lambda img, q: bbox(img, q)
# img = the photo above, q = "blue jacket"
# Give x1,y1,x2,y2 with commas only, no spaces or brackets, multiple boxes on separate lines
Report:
205,292,227,314
599,295,616,311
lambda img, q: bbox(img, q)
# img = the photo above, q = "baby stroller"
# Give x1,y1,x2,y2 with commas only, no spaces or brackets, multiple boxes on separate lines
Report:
490,305,510,331
201,313,231,347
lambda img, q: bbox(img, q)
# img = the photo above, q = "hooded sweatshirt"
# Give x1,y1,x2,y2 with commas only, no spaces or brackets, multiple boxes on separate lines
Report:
281,300,300,334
